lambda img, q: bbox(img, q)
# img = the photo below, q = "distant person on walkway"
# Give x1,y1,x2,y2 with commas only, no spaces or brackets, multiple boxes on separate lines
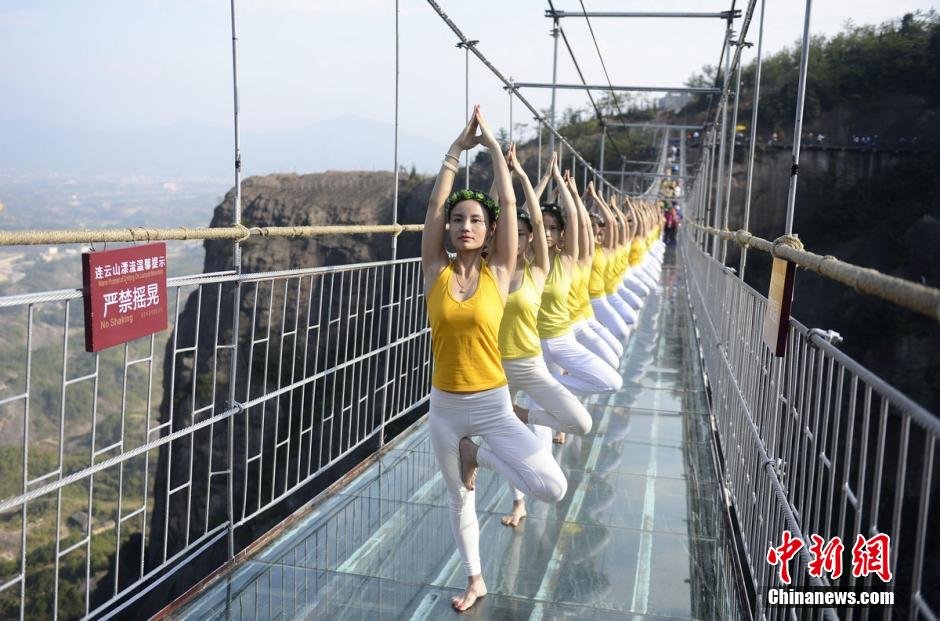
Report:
664,205,680,245
422,106,566,611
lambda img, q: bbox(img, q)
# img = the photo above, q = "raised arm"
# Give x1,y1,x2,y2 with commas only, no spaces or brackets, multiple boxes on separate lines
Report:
609,194,627,249
554,164,579,260
422,109,480,283
623,197,638,240
566,171,593,265
476,108,517,283
589,183,617,251
509,145,552,276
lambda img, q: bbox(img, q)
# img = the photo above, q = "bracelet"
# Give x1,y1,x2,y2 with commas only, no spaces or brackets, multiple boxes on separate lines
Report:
444,152,460,163
441,159,459,173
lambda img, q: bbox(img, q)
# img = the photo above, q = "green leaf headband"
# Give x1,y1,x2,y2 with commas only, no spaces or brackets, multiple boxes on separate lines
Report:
446,189,500,223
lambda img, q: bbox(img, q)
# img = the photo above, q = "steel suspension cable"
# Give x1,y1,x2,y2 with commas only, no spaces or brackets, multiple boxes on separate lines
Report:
225,0,242,562
424,0,622,196
739,0,766,280
545,0,626,170
576,0,629,123
720,52,744,263
378,0,402,451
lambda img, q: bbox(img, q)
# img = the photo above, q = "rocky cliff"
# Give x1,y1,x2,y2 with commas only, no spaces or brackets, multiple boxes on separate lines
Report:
142,170,435,612
713,145,940,412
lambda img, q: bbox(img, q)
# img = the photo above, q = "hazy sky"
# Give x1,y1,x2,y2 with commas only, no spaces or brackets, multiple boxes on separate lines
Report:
1,0,936,173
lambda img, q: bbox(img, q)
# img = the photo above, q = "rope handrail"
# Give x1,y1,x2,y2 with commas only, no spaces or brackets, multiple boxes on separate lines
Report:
0,223,425,247
689,221,940,322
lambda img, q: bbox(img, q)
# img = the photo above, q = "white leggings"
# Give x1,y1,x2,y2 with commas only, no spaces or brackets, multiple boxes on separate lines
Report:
503,357,593,436
587,317,624,358
591,296,630,340
509,421,553,500
607,291,639,327
429,386,567,576
617,283,644,311
573,319,620,369
541,332,623,394
623,271,650,298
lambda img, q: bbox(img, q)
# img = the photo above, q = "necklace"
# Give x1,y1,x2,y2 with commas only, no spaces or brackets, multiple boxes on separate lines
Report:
454,269,475,293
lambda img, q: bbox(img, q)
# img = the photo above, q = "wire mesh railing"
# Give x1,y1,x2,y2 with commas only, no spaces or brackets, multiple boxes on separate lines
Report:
0,256,431,620
681,230,938,619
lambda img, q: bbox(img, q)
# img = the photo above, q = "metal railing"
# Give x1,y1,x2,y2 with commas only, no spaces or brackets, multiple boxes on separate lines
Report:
681,231,939,619
0,257,431,619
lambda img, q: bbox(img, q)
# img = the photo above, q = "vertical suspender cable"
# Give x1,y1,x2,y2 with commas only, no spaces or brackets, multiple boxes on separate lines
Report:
463,41,471,189
712,26,731,258
508,80,514,145
784,0,813,235
680,123,686,187
597,125,606,189
619,156,626,193
721,54,744,263
225,0,242,561
379,0,401,450
548,18,560,160
740,0,766,280
537,117,543,179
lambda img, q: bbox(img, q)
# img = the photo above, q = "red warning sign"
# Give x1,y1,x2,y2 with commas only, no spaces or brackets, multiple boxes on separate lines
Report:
82,243,168,352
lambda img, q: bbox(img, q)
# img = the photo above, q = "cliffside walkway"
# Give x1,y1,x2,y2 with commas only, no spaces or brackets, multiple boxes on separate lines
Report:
168,248,746,620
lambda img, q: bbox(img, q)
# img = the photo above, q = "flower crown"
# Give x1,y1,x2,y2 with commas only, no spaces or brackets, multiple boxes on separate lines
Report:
445,189,500,222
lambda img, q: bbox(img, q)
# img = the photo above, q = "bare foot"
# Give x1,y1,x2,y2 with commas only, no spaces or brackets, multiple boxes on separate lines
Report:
500,499,527,527
512,403,529,424
452,575,487,611
459,437,479,491
553,431,566,444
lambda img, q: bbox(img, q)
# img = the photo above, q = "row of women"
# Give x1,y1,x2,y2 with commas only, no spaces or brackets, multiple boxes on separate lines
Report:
422,107,665,611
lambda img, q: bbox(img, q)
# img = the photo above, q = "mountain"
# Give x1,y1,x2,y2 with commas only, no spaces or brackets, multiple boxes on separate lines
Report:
0,115,447,177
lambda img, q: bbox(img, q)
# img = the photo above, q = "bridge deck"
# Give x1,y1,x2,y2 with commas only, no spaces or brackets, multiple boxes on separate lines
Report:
170,249,745,620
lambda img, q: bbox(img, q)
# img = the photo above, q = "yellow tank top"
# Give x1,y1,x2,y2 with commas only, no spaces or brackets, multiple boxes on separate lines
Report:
566,264,583,323
498,263,543,360
589,246,608,298
427,261,507,392
536,252,573,338
579,264,595,318
629,238,645,267
604,248,623,295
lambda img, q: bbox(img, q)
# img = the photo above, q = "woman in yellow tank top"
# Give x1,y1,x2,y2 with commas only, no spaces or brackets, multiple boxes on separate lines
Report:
621,199,657,298
587,183,632,340
601,194,641,329
496,148,592,528
614,198,647,311
631,200,662,290
563,174,624,366
422,107,566,611
536,168,623,413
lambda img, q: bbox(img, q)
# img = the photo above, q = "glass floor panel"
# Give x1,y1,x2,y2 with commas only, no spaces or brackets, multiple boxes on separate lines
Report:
169,248,746,620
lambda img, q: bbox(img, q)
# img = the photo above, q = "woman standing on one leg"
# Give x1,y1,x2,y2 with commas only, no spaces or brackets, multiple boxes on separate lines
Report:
601,193,641,331
587,183,632,341
564,174,622,368
617,200,646,311
423,107,566,611
565,174,625,365
536,164,623,401
498,146,592,527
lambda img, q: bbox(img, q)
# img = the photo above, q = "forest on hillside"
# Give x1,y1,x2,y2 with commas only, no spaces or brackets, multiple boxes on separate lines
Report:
516,12,940,411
